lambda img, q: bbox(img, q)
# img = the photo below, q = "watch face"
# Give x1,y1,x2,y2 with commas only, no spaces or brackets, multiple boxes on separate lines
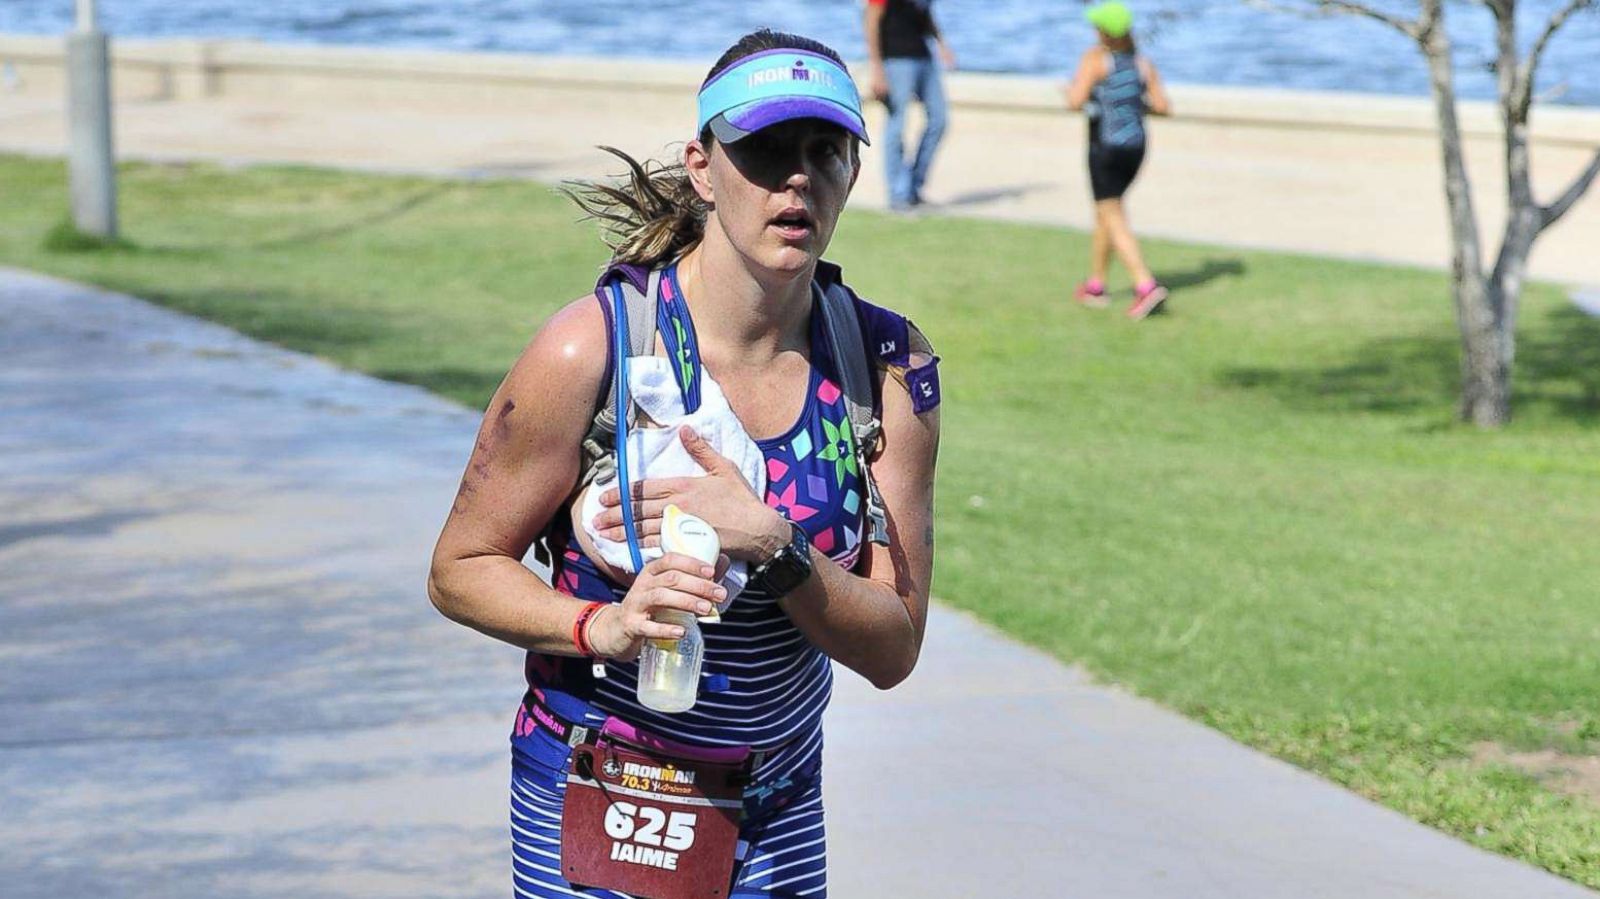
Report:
759,524,813,596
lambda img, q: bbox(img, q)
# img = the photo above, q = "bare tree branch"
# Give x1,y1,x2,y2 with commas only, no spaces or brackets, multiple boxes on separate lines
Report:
1540,147,1600,232
1488,0,1534,128
1526,0,1595,79
1417,0,1443,40
1243,0,1423,38
1512,0,1595,112
1320,0,1424,35
1534,81,1570,103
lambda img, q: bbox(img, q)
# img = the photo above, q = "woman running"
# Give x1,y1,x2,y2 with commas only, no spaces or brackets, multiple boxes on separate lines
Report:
1066,1,1172,319
428,29,941,899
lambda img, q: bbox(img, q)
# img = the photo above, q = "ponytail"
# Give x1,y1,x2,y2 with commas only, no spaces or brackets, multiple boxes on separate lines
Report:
1106,31,1137,53
559,146,708,267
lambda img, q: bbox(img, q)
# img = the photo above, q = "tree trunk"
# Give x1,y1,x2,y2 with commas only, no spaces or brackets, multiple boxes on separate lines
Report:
1419,8,1510,427
1457,275,1513,426
1291,0,1600,425
1482,0,1540,427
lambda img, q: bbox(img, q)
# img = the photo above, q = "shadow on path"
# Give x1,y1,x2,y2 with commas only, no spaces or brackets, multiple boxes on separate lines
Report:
0,510,155,551
938,182,1055,207
456,160,556,180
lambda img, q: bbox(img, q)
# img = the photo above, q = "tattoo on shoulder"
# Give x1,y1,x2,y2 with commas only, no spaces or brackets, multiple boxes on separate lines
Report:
923,521,935,548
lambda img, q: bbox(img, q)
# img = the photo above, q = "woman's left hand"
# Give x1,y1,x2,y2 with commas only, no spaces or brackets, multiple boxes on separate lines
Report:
592,426,789,563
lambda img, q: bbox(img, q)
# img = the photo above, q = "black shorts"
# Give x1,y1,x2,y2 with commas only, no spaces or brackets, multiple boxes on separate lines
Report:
1088,143,1146,201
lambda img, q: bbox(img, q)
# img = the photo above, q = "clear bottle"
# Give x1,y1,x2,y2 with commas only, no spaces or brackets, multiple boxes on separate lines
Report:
635,506,717,713
635,610,703,713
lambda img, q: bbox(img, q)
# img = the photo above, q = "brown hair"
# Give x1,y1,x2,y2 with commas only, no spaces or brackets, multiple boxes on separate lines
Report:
1100,31,1137,53
560,29,851,267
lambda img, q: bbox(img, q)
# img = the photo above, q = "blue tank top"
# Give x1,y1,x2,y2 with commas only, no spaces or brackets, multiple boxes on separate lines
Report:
1090,50,1147,149
526,264,867,751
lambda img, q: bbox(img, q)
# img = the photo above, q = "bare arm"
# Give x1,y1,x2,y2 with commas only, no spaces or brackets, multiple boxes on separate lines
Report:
864,1,889,100
427,296,721,659
864,1,887,67
1140,57,1172,116
926,7,957,69
776,360,940,690
427,297,602,654
1065,47,1105,111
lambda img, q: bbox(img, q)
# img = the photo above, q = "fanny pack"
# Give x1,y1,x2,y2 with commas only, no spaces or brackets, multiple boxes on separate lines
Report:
523,691,758,899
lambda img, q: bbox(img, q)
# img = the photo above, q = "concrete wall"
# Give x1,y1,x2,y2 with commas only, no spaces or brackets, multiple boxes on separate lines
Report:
3,33,1597,146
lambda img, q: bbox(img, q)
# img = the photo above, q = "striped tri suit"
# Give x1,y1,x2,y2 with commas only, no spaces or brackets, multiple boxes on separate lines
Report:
510,266,868,898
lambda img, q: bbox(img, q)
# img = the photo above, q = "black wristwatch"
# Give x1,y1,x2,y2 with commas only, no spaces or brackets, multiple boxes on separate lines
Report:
751,521,813,597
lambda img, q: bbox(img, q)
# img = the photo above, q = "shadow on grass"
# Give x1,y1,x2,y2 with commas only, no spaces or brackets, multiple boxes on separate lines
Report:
133,286,398,359
134,183,459,255
1164,257,1246,292
1219,303,1600,423
42,220,139,254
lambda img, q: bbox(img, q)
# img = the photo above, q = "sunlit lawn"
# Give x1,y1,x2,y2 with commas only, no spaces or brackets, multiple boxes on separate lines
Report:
3,155,1597,885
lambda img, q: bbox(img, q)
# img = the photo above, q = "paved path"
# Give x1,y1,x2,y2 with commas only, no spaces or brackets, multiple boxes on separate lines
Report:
2,267,1594,898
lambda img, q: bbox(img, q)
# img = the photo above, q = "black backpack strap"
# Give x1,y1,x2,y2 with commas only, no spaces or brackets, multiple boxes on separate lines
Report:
816,279,891,547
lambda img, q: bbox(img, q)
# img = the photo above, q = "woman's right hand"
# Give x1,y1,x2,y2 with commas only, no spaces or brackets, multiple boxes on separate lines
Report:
870,64,889,104
586,553,726,662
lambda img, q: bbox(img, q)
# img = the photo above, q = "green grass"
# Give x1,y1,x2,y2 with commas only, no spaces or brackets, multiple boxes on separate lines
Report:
3,155,1598,884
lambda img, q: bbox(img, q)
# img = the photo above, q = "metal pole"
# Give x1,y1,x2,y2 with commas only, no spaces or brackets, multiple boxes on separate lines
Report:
67,0,117,239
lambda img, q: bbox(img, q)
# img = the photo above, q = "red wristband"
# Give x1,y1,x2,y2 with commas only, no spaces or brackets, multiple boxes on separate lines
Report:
572,601,607,658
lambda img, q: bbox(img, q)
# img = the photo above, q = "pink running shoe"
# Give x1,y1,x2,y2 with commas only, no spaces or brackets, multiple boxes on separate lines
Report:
1074,278,1109,309
1128,280,1169,320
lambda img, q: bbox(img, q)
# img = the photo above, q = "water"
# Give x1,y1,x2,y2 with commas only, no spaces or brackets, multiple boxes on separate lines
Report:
2,1,1597,107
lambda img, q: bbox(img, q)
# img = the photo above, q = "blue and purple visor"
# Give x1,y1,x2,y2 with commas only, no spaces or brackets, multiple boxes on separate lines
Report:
697,49,870,146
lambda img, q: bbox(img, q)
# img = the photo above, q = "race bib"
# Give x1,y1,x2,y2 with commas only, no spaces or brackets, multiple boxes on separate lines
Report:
560,739,746,899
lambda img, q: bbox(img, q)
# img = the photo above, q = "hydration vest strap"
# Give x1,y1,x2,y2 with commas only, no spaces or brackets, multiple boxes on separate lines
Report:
592,264,893,552
610,280,648,574
815,280,891,547
657,264,703,414
582,269,661,489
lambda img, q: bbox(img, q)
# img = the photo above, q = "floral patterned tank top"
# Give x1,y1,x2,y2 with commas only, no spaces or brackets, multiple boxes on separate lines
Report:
525,264,867,751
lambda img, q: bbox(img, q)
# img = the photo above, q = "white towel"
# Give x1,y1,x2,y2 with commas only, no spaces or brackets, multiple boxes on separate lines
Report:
580,356,766,608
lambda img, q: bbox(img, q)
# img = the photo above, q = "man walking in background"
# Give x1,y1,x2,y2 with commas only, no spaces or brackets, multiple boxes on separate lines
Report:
864,0,956,212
